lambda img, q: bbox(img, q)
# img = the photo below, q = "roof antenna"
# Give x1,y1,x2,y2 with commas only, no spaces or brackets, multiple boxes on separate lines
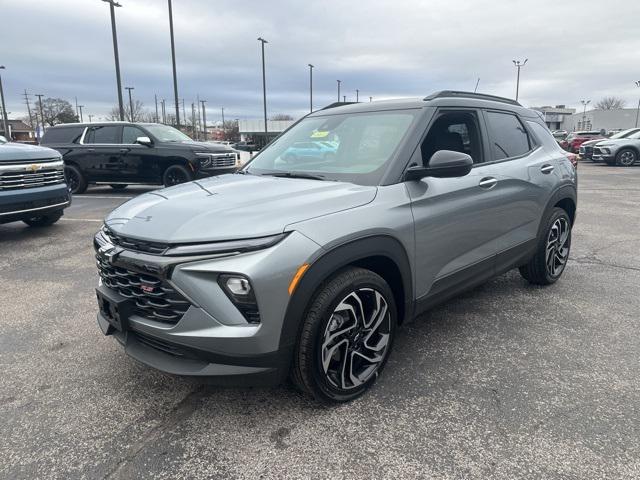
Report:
474,77,480,93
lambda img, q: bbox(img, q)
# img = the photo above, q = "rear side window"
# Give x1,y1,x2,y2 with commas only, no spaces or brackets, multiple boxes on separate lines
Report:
41,126,85,144
485,111,531,160
83,125,121,144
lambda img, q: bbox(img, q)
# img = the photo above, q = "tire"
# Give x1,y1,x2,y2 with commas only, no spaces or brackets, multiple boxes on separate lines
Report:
23,211,63,227
162,164,193,187
291,267,397,403
519,207,571,285
616,148,637,167
64,165,87,194
110,184,128,191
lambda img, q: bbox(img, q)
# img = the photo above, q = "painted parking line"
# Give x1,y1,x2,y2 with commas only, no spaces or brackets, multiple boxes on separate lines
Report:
73,195,135,200
61,217,104,223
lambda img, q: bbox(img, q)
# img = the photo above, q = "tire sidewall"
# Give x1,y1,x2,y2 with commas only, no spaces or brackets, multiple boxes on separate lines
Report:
64,165,86,194
305,270,397,402
616,148,637,167
163,164,192,187
541,208,572,283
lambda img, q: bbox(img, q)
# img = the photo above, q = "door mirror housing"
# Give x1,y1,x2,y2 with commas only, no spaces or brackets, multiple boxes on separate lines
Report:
136,136,153,146
404,150,473,181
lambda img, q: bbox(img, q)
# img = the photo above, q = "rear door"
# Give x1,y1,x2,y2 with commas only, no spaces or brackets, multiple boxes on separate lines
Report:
81,125,124,182
481,110,560,271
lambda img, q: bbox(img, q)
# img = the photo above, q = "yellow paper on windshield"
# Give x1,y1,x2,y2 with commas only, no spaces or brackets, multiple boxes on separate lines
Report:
311,131,330,138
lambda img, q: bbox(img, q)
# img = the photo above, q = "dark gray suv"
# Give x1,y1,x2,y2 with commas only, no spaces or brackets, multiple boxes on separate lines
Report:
94,91,577,402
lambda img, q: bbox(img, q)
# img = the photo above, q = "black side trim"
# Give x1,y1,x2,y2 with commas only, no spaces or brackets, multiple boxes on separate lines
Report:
278,235,413,350
539,184,577,233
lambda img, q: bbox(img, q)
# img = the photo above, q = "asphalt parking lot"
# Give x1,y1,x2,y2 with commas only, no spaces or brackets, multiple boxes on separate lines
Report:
1,162,639,479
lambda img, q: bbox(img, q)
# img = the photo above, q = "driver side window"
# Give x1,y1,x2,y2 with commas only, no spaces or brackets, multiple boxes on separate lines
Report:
420,111,483,165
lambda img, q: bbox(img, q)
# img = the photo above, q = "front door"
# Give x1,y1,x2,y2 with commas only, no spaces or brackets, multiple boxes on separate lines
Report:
119,125,159,182
81,125,124,182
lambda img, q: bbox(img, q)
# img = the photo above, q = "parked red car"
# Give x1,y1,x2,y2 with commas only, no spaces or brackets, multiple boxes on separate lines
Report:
560,131,605,153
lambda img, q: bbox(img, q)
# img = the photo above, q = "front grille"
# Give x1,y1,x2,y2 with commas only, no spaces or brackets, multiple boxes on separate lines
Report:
103,227,168,255
0,168,65,190
201,153,237,169
134,332,186,357
96,255,190,324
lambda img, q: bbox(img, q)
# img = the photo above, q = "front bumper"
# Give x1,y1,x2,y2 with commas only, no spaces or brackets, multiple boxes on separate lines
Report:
0,183,71,224
93,230,320,383
195,166,238,178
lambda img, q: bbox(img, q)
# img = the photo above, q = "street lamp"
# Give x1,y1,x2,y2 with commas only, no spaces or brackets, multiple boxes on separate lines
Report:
125,87,134,121
167,0,180,127
356,89,359,102
580,99,590,129
337,80,341,102
512,58,528,102
257,37,268,136
635,80,640,128
308,64,314,113
102,0,125,121
0,66,8,138
78,105,84,123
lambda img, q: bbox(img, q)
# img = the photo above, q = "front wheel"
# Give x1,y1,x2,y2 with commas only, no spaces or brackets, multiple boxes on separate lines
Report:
519,207,571,285
291,267,397,403
162,164,193,187
23,211,63,227
616,148,637,167
64,165,87,194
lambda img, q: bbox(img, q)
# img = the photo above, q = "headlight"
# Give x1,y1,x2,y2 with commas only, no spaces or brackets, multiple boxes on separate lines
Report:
164,233,288,256
195,152,212,168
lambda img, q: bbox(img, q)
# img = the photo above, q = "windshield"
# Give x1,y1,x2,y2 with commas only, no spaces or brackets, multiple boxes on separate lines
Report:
144,124,192,142
245,110,418,185
611,128,640,139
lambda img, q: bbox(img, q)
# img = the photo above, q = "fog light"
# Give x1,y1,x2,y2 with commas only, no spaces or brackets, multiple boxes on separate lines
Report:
226,276,251,295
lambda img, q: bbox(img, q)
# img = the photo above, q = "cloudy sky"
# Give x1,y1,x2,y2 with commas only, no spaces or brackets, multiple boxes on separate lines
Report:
2,0,640,123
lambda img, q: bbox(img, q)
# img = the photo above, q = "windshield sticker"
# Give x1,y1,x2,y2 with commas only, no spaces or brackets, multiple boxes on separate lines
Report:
311,131,330,138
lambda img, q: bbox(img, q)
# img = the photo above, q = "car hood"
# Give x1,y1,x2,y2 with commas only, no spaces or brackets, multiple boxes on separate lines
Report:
581,138,603,147
168,140,236,153
0,142,61,161
595,138,640,147
105,174,377,243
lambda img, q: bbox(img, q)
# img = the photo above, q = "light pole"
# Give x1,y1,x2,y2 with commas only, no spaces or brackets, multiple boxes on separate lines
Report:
78,105,84,122
580,99,590,129
0,66,8,138
257,37,268,136
512,58,527,102
35,94,45,141
23,90,34,135
167,0,180,127
635,80,640,128
308,64,314,113
369,96,372,102
200,100,207,141
343,95,346,102
125,86,134,121
221,106,225,140
191,102,196,138
474,77,480,93
161,99,166,124
337,80,341,102
102,0,125,121
154,94,159,123
88,114,94,123
356,89,359,102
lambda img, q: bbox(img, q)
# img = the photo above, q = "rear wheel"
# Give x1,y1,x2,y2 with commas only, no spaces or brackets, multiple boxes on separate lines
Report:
64,165,87,194
23,211,63,227
110,184,128,191
616,148,637,167
162,164,192,187
291,267,397,403
519,207,571,285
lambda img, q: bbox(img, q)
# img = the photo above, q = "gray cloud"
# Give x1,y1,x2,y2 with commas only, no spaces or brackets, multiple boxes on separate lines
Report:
2,0,640,122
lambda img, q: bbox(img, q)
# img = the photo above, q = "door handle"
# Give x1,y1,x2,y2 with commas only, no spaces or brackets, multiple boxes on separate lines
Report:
119,148,130,153
540,164,554,174
87,148,95,152
478,177,498,189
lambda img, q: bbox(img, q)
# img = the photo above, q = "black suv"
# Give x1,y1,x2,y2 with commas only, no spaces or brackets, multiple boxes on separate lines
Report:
41,122,239,193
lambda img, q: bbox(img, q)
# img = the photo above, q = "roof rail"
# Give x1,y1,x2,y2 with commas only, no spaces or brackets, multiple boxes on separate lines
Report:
321,101,358,110
424,90,521,106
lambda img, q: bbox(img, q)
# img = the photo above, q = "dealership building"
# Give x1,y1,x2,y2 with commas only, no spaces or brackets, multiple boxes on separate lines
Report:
560,108,640,133
238,119,295,146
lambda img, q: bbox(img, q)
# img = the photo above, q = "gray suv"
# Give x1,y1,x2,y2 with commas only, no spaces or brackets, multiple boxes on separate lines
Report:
94,91,577,402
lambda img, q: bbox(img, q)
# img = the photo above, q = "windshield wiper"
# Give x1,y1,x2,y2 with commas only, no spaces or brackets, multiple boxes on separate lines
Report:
261,171,326,181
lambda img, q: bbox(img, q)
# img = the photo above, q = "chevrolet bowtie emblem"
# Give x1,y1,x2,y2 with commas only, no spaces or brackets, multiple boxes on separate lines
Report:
99,245,124,264
29,164,42,173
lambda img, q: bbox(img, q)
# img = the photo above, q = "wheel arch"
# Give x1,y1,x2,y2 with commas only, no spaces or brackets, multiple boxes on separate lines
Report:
543,184,577,231
278,235,413,350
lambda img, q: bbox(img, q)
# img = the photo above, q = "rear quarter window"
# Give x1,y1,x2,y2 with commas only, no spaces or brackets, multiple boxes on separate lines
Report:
527,121,565,152
41,126,85,145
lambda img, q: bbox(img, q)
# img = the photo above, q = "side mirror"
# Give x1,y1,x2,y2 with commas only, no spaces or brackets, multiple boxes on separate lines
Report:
136,136,152,146
403,150,473,181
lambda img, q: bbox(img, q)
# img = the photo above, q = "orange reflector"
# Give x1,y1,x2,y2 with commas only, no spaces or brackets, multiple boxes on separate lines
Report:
288,263,310,295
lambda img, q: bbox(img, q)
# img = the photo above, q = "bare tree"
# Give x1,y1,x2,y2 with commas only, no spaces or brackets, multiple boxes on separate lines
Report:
595,96,626,110
270,113,294,121
107,100,153,122
40,98,78,126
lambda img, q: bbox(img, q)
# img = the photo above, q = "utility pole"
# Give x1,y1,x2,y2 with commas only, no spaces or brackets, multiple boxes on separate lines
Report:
221,106,225,140
78,105,84,122
191,102,196,138
356,89,359,102
369,96,373,102
167,0,180,127
512,59,528,102
23,90,34,136
635,81,640,128
154,94,159,123
200,100,207,141
161,99,166,124
580,99,590,130
35,94,45,141
257,37,268,136
196,94,201,140
0,66,8,138
337,80,341,102
88,114,94,123
102,0,125,121
181,98,186,127
343,95,346,102
474,77,480,93
75,96,80,119
308,64,314,113
125,87,134,121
